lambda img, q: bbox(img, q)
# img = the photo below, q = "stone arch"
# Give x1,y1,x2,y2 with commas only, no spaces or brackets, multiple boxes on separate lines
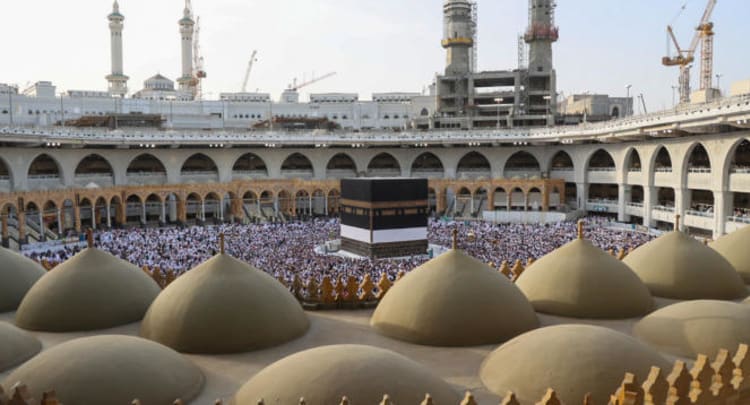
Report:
586,149,616,171
549,150,575,172
625,148,642,172
684,142,712,173
528,187,543,210
504,151,541,178
457,151,491,179
652,146,673,172
724,138,750,177
0,156,14,191
327,189,341,215
232,153,268,179
277,190,293,216
281,153,314,179
204,192,222,221
411,152,445,177
75,154,115,187
295,189,311,216
185,192,203,222
126,153,167,185
143,194,162,224
510,187,525,210
181,153,219,183
367,153,401,177
27,153,63,190
326,153,357,178
125,194,144,225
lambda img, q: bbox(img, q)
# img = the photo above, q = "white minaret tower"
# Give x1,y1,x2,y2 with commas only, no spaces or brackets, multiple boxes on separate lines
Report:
442,0,474,76
176,0,195,95
106,1,128,97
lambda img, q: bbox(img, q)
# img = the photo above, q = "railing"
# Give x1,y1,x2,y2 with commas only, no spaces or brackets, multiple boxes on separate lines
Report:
126,173,168,185
232,170,269,179
732,167,750,174
653,205,675,213
587,199,618,205
654,167,673,173
626,202,644,208
281,169,315,178
686,209,714,218
687,167,712,174
628,168,642,173
728,216,750,224
550,167,574,172
587,167,616,172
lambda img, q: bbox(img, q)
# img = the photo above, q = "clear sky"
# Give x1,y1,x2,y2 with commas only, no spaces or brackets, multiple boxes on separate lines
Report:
0,0,747,112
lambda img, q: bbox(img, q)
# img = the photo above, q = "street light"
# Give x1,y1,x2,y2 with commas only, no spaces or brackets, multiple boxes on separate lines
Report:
716,73,723,93
494,98,503,129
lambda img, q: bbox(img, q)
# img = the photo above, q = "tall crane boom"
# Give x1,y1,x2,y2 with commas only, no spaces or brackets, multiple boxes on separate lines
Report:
661,0,717,104
192,16,207,100
241,50,258,93
289,72,337,91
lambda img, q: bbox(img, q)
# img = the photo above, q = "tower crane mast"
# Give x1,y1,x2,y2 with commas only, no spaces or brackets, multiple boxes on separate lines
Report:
241,50,258,93
661,0,717,104
192,15,207,100
288,72,337,91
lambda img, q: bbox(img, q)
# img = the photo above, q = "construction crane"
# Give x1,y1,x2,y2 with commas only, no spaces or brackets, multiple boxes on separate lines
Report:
241,50,258,93
662,0,717,104
192,15,207,100
287,72,337,91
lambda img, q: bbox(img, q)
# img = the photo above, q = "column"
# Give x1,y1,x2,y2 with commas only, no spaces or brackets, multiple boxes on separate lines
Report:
524,193,529,212
324,194,329,215
309,195,313,216
219,198,224,221
487,189,495,211
470,194,475,213
643,186,655,228
674,188,689,224
274,197,279,215
94,205,101,230
141,202,146,225
506,193,512,211
713,190,730,238
117,201,126,225
106,204,112,228
38,211,46,241
201,200,206,221
177,199,186,223
17,210,26,244
73,204,81,233
1,214,8,248
617,183,627,222
541,186,550,212
57,208,63,235
576,182,589,212
161,201,166,224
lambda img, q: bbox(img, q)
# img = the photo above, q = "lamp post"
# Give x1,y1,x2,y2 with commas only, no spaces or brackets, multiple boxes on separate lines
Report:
716,73,723,94
494,98,503,129
671,85,678,108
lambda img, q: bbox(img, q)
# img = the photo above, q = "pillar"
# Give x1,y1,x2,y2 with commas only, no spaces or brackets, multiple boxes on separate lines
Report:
506,193,512,211
487,189,495,211
617,183,627,222
177,199,186,223
57,208,63,234
200,200,205,221
274,197,279,215
713,190,730,238
674,188,689,223
219,198,224,221
1,214,8,248
576,183,589,212
94,205,101,229
38,211,46,242
106,204,112,228
74,204,81,233
161,201,166,225
324,194,329,215
643,186,655,228
141,202,146,225
542,186,550,212
309,195,313,215
17,210,26,244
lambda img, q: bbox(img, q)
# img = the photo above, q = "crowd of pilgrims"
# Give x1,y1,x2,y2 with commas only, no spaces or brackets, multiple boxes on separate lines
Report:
23,217,655,283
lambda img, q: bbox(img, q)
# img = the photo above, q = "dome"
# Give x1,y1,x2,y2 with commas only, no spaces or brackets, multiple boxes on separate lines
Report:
15,244,161,332
515,225,653,319
711,225,750,283
370,240,538,346
634,300,750,358
480,325,670,404
1,335,203,404
141,251,309,354
0,247,46,312
623,230,747,300
0,322,41,373
233,345,459,404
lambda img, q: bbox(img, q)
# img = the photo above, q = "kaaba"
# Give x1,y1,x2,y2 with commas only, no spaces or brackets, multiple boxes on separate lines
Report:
340,178,429,258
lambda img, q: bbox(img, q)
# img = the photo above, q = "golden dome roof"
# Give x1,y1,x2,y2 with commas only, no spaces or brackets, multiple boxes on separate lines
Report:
711,225,750,283
0,247,46,312
15,246,160,332
1,335,203,404
141,251,309,354
516,224,653,319
634,300,750,358
234,345,459,404
371,242,538,346
480,325,670,404
0,321,40,373
624,230,747,300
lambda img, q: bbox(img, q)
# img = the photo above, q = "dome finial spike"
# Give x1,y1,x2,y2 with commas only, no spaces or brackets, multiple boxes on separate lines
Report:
87,228,94,249
452,228,458,250
577,219,584,240
674,214,681,232
219,233,225,254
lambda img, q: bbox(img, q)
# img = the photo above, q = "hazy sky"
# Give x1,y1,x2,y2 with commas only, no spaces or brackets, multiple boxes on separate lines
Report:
1,0,747,111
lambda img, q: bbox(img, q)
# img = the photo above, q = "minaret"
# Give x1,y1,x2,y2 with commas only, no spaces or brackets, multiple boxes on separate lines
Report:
525,0,558,74
106,1,128,97
442,0,474,76
176,0,195,95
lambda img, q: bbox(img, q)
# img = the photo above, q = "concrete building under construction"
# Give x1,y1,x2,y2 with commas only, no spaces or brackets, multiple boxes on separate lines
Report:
432,0,558,129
